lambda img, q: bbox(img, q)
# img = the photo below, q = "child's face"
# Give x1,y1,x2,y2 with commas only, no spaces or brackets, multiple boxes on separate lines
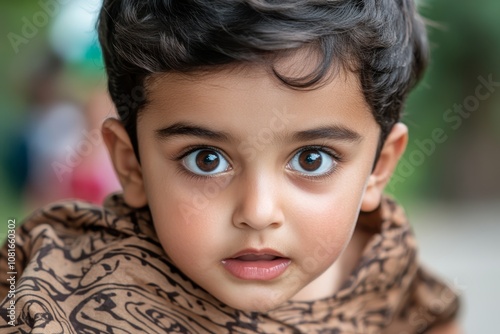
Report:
115,64,387,311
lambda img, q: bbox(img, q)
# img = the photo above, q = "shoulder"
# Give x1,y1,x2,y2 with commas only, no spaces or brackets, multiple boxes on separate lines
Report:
1,193,154,284
355,197,462,333
0,195,184,331
19,193,150,243
22,198,107,231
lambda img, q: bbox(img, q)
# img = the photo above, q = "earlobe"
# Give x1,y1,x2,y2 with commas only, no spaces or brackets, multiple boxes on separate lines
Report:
102,118,147,208
361,123,408,212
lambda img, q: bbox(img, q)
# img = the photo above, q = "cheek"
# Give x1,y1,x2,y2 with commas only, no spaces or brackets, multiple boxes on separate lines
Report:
144,171,229,269
149,198,220,273
286,167,370,267
289,202,358,278
290,195,359,263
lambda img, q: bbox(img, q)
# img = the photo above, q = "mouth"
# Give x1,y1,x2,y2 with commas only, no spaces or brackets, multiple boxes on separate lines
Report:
221,248,291,281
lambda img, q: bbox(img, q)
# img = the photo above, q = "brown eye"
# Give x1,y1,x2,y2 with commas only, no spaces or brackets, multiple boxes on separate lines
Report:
183,149,230,175
288,148,336,176
298,149,322,171
195,150,220,172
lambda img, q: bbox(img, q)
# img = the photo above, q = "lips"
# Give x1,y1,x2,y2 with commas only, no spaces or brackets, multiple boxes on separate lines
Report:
236,254,278,261
221,248,291,281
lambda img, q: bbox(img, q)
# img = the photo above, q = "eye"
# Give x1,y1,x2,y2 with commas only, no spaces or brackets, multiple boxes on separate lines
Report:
182,148,231,176
287,148,337,177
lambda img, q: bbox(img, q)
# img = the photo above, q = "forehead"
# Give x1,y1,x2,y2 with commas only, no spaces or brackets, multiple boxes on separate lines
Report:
141,63,378,142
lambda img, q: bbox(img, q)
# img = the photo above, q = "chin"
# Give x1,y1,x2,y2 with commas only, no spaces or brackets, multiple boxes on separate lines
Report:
230,300,280,313
217,289,289,312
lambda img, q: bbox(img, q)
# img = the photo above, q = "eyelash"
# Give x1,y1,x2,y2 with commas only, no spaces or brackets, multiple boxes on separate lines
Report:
172,145,228,181
288,145,343,181
171,144,343,181
177,168,216,182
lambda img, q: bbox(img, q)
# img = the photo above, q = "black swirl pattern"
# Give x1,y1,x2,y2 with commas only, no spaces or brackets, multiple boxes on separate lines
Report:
0,194,459,333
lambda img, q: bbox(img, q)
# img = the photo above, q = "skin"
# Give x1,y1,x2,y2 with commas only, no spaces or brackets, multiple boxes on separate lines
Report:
103,62,410,313
427,322,462,334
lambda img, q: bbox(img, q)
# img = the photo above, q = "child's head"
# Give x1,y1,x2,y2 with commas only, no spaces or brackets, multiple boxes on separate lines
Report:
98,0,428,158
98,0,428,311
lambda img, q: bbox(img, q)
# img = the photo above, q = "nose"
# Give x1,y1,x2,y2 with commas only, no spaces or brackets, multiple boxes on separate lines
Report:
231,170,284,231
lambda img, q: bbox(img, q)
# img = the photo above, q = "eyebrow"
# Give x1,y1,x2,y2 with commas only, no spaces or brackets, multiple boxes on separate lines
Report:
292,125,362,142
155,122,362,143
155,122,232,142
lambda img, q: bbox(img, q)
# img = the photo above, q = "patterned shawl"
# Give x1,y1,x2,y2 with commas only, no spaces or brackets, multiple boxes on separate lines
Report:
0,194,459,333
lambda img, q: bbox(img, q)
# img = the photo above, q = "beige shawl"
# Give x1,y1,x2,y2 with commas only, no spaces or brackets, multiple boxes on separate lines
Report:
0,194,459,333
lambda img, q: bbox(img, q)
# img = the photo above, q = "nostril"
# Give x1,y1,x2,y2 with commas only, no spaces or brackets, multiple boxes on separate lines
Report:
233,219,282,230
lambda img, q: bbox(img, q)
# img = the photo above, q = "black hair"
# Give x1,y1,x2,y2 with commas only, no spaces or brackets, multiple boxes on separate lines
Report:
98,0,428,159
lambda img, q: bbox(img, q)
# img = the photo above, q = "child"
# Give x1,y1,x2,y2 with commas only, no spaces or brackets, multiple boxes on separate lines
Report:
0,0,460,332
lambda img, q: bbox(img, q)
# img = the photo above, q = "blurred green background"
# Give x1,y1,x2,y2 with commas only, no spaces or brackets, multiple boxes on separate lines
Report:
0,0,499,331
1,1,499,214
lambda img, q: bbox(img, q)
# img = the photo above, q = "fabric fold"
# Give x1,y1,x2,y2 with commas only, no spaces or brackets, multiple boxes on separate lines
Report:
0,193,459,333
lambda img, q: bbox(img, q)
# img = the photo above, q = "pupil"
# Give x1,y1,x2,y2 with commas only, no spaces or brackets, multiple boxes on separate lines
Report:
299,150,322,171
196,150,220,172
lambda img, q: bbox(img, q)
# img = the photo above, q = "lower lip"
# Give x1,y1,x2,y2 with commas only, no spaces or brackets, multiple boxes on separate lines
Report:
221,258,291,280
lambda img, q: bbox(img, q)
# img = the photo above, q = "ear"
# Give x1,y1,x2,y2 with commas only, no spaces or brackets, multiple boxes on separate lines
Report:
102,118,147,208
361,123,408,212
